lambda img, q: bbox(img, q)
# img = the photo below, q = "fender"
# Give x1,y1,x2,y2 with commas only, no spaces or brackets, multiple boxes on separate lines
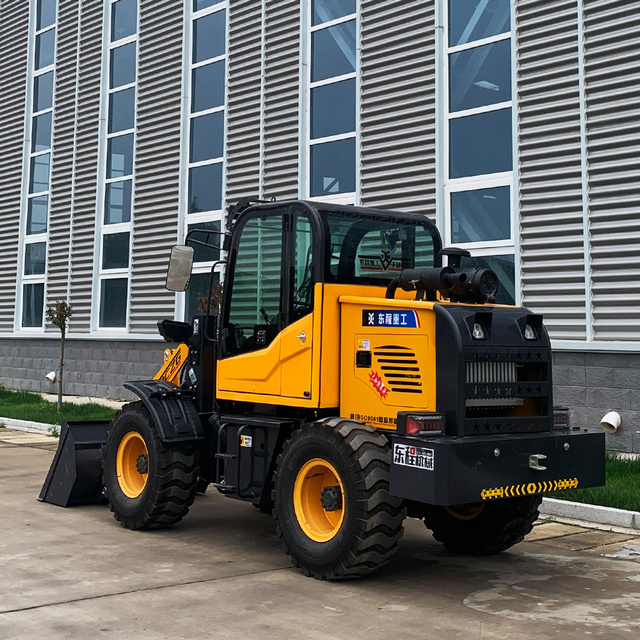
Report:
124,379,205,443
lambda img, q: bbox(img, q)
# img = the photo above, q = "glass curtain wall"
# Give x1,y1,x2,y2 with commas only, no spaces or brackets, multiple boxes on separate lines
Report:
444,0,515,304
308,0,358,201
184,0,227,320
97,0,138,328
20,0,58,328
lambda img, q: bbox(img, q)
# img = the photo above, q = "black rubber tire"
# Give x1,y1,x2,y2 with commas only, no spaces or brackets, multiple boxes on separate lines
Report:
423,495,542,555
273,418,406,580
103,402,199,530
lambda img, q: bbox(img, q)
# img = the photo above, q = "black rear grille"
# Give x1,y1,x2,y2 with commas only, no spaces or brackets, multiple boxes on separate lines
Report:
373,345,423,394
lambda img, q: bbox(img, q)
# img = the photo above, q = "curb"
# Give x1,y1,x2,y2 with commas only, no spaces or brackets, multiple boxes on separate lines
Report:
0,417,53,434
540,497,640,532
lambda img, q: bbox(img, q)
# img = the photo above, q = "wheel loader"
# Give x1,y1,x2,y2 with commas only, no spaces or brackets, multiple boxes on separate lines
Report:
40,199,605,579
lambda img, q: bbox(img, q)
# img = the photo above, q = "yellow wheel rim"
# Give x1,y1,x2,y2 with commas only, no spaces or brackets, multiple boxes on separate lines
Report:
445,503,485,521
116,431,149,499
293,458,345,543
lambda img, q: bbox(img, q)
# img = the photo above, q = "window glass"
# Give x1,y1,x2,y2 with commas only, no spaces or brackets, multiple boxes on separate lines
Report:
451,186,510,243
29,153,50,193
33,71,54,112
310,138,356,196
100,278,128,327
193,0,221,12
449,0,510,47
32,112,52,153
311,79,356,139
460,254,515,305
188,163,223,213
102,232,130,270
311,21,356,82
27,196,48,235
226,214,283,355
35,29,55,70
107,134,134,179
193,10,226,63
37,0,56,31
105,180,132,224
449,39,511,112
320,209,438,284
190,112,224,162
24,243,47,275
108,87,135,133
449,108,511,178
291,214,314,320
312,0,356,26
187,221,222,263
111,0,137,41
185,271,221,321
110,42,136,88
22,283,45,328
192,61,225,113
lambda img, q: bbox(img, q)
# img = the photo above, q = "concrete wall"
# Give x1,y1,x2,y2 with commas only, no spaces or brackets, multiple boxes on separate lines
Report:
0,337,165,401
553,351,640,453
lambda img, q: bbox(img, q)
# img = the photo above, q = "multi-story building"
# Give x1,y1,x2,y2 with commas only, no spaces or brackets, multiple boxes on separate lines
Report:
1,0,639,452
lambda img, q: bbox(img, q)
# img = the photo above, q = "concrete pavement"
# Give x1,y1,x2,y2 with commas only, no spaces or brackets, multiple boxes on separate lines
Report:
1,429,639,640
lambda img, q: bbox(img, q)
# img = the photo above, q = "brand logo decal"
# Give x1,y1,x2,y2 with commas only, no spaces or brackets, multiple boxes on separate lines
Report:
369,371,389,399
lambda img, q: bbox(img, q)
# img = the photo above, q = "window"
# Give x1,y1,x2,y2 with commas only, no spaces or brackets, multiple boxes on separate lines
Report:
443,0,515,303
308,0,358,200
184,1,227,319
97,0,138,329
19,0,58,329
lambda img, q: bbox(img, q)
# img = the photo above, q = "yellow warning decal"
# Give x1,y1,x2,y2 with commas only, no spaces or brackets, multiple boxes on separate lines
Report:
480,478,579,501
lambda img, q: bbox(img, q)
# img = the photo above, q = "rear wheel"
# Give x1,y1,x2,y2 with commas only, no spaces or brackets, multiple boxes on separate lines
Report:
103,402,199,529
273,418,406,580
423,495,542,555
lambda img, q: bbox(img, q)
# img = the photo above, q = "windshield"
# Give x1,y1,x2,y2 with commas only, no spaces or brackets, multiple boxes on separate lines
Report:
319,208,440,284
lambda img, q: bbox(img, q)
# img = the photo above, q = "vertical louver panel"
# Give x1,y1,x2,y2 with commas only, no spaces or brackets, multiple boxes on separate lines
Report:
262,0,300,201
47,0,79,317
130,0,184,333
69,0,103,331
517,0,586,340
0,1,28,331
360,0,436,214
226,0,263,207
584,0,640,340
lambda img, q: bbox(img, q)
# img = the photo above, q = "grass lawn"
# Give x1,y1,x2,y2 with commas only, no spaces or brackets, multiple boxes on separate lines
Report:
548,451,640,513
0,385,116,426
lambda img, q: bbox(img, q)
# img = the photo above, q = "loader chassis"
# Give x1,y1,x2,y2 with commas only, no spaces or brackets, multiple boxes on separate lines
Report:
41,199,605,579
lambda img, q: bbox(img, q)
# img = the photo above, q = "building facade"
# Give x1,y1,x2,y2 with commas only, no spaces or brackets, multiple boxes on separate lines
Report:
0,0,639,451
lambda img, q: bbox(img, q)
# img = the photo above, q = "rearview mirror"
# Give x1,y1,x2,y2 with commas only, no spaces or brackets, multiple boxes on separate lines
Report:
166,245,194,292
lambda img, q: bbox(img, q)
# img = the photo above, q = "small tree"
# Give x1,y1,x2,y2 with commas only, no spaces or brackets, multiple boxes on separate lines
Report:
46,300,73,414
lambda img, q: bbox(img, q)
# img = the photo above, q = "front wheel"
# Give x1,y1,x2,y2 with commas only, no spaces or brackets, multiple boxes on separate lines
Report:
103,402,199,529
273,419,406,580
422,495,542,555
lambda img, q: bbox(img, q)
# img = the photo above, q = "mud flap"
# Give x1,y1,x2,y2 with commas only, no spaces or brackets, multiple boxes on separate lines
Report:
38,419,110,507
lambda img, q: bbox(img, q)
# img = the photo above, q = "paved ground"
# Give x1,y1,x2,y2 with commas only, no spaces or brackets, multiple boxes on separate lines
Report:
1,429,639,640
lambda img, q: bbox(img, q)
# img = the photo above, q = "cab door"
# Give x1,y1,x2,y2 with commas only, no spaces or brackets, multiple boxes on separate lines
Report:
217,207,318,402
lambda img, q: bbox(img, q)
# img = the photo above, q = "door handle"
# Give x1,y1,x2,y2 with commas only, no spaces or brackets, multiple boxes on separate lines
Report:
296,331,306,344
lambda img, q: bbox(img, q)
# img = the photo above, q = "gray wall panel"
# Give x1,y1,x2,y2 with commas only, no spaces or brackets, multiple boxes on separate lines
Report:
517,0,587,340
360,0,436,214
0,0,29,331
584,0,640,340
130,0,184,332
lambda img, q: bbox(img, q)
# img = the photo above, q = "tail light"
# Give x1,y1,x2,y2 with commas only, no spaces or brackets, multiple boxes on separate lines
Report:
553,406,572,430
398,412,445,436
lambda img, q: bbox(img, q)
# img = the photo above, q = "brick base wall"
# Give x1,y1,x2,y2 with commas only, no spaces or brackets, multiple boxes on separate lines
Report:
0,337,166,401
1,338,638,452
553,351,640,453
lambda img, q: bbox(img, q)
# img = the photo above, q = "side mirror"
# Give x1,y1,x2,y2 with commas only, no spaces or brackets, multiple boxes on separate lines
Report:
166,245,194,292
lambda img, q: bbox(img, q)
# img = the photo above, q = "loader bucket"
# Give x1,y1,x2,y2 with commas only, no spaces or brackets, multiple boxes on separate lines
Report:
38,419,110,507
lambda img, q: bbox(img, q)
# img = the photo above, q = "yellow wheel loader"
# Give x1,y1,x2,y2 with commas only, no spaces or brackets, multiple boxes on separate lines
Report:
40,199,605,579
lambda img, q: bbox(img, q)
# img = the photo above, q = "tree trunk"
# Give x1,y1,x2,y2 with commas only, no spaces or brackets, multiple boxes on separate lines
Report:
57,326,65,414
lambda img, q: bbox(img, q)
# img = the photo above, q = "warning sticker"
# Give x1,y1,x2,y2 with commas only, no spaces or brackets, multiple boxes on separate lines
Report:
393,443,434,471
240,435,253,448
